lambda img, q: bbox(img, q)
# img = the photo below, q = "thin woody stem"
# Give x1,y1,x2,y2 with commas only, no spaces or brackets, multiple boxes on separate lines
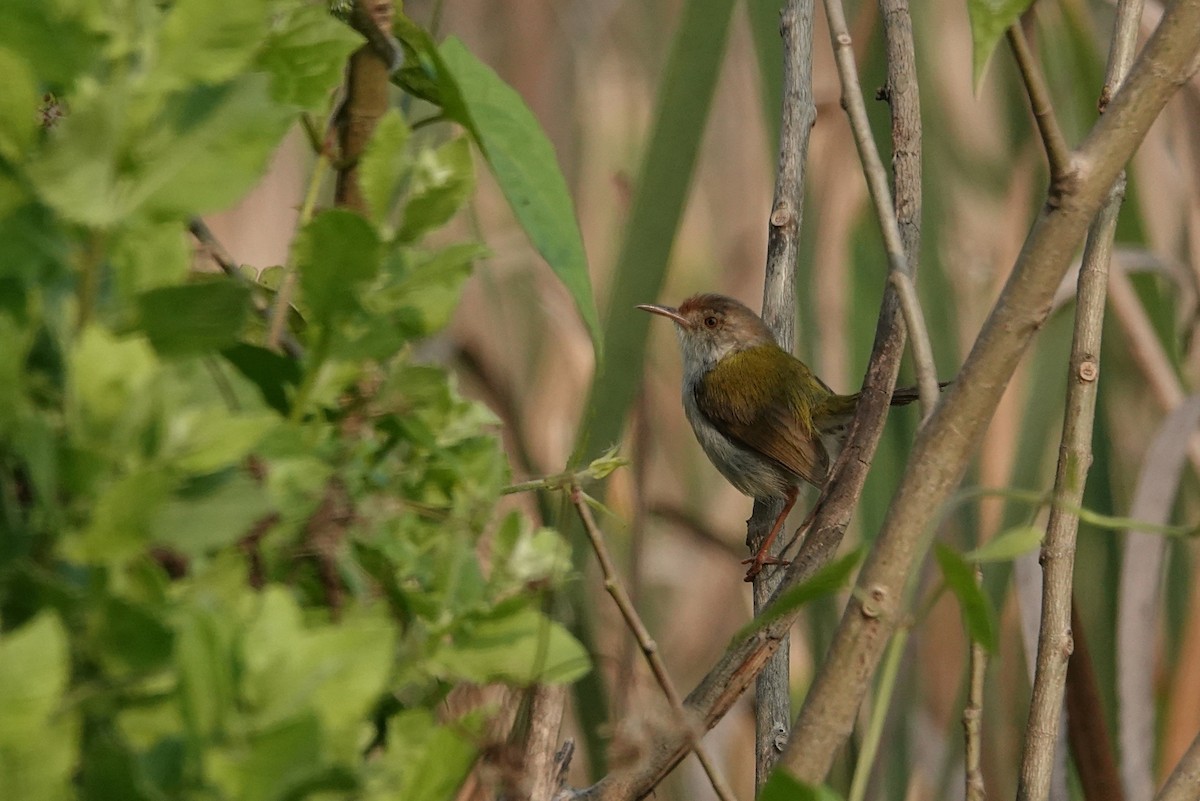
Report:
571,486,739,801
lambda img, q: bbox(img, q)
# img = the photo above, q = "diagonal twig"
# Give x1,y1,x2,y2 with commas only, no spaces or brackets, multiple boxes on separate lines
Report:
570,485,739,801
1007,24,1073,182
821,0,940,416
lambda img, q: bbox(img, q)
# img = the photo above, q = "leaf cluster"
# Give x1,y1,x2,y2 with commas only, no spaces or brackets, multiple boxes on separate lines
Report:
0,3,592,799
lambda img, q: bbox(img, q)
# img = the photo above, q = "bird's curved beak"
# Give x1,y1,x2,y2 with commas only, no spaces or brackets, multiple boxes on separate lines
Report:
636,304,690,328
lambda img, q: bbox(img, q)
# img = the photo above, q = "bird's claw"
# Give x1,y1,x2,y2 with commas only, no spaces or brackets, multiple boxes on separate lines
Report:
742,555,790,582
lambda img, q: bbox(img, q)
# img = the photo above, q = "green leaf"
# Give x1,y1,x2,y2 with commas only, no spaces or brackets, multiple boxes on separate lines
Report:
398,137,474,241
367,710,478,801
296,209,383,324
489,514,572,590
206,714,327,801
934,544,999,652
965,525,1043,563
0,0,101,87
760,771,845,801
161,408,278,475
29,75,294,225
154,0,269,90
111,222,190,298
437,38,601,357
175,604,238,741
0,47,38,162
241,589,396,755
71,469,175,564
0,613,78,801
735,548,864,641
429,607,591,685
359,109,411,226
380,243,485,336
154,470,275,556
221,344,302,414
136,280,252,357
967,0,1034,87
92,598,174,678
256,4,364,110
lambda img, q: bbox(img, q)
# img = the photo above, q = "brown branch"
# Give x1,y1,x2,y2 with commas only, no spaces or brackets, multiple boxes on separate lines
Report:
1016,0,1143,794
187,218,305,360
777,0,1200,784
571,487,738,801
964,576,987,801
822,0,940,413
1007,25,1073,183
747,0,817,788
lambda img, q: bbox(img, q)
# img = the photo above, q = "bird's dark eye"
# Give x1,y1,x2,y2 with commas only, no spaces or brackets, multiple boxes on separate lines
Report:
704,316,719,328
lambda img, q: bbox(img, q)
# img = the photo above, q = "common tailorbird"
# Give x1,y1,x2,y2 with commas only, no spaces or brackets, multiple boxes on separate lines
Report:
638,293,928,581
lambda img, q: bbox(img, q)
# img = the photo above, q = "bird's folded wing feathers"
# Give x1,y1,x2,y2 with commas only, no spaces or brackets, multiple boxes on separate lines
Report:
693,353,830,487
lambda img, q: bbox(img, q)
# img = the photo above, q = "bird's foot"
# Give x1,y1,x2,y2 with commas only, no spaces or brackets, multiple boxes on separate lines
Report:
742,554,790,582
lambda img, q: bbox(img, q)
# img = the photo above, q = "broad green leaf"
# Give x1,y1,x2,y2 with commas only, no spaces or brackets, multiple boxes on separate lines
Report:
359,109,411,226
760,772,845,801
965,525,1043,563
256,3,364,110
91,598,174,678
429,607,591,685
111,222,190,297
241,589,395,755
735,548,864,641
489,513,571,590
161,408,278,474
0,48,38,162
175,605,238,741
967,0,1034,87
221,344,302,414
206,714,327,801
0,0,101,86
437,37,601,356
296,209,383,323
30,75,293,225
372,711,478,801
136,280,253,357
934,544,999,652
154,470,275,556
379,243,485,336
398,137,474,242
155,0,269,90
71,469,175,564
0,614,77,801
69,327,160,448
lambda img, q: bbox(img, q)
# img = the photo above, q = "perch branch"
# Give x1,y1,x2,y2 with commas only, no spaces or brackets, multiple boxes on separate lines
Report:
964,568,988,801
747,0,816,788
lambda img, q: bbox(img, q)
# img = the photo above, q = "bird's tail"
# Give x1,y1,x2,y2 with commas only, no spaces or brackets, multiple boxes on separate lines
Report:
890,381,951,406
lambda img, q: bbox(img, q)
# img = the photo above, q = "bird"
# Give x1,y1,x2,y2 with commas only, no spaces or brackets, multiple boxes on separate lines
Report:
638,292,930,580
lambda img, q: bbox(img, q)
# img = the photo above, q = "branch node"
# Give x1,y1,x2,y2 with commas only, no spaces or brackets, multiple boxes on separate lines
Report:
1077,359,1099,382
770,204,794,228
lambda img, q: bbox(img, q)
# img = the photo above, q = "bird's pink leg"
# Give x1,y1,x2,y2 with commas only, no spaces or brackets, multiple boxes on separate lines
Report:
743,486,797,581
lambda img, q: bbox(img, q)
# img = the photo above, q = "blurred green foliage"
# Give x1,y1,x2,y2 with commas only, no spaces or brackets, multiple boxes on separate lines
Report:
0,2,592,799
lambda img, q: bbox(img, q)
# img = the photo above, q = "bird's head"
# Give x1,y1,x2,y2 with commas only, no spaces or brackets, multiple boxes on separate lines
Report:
637,293,776,374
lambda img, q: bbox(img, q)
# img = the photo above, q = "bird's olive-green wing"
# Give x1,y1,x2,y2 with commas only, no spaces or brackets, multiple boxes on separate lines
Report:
693,347,830,487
